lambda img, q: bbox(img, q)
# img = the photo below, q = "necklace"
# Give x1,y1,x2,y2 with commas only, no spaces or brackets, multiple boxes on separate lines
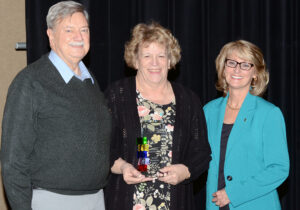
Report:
227,103,240,110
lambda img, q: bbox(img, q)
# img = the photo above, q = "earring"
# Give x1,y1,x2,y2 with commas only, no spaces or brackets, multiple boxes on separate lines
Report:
251,77,257,87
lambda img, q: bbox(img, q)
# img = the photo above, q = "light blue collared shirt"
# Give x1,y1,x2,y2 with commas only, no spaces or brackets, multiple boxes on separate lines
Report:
48,50,94,84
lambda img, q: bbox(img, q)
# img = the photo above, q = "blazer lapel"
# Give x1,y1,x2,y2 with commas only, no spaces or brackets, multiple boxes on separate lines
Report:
211,95,228,166
225,93,256,158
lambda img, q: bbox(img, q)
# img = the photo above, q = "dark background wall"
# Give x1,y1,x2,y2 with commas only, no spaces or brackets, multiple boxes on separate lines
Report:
25,0,299,209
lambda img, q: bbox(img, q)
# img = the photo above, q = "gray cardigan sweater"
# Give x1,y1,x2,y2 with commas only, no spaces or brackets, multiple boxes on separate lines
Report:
1,55,112,210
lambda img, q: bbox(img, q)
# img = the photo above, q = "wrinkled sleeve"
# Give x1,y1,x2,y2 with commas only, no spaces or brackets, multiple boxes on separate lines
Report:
104,86,123,168
226,107,290,207
1,73,37,210
181,95,212,184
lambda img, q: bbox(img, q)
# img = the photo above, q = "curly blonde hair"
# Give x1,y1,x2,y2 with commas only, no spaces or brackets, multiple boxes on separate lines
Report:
215,40,269,96
124,22,181,69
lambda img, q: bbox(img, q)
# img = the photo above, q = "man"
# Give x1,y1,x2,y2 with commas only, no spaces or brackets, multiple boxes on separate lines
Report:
1,1,111,210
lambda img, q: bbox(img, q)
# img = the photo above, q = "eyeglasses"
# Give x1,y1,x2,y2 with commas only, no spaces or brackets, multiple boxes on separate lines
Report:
225,59,254,71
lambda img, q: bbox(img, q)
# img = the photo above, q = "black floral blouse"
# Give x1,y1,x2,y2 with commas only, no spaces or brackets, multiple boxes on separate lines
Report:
133,91,176,210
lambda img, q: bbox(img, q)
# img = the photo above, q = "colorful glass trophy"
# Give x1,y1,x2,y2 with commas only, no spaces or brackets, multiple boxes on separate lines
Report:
137,137,149,172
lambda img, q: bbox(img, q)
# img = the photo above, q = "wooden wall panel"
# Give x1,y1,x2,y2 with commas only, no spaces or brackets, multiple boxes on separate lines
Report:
0,1,26,209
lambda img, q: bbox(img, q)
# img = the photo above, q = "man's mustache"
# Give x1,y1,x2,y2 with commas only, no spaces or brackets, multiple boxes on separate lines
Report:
69,41,84,46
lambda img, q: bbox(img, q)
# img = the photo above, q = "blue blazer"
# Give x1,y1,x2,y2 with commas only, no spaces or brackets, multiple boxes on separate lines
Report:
204,93,289,210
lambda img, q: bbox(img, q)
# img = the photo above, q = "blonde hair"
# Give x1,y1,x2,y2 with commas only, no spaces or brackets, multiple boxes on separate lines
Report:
124,22,181,69
215,40,269,96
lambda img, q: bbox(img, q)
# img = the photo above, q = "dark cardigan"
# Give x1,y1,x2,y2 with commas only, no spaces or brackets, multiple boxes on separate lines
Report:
104,77,211,210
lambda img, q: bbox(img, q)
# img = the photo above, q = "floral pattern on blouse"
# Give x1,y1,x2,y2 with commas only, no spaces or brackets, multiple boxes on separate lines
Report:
133,91,176,210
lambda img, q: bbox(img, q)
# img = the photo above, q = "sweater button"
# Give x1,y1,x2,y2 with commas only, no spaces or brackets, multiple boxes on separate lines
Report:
227,176,232,181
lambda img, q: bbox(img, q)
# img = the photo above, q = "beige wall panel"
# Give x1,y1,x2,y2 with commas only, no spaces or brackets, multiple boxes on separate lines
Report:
0,0,26,209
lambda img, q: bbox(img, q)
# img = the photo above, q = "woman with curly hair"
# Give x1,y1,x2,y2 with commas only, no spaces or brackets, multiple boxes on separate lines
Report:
104,22,211,210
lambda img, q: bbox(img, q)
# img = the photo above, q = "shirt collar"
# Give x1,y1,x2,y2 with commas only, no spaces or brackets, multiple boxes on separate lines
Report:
48,50,94,84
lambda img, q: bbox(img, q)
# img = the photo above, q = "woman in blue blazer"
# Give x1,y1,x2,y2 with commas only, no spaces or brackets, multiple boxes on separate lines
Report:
204,40,289,210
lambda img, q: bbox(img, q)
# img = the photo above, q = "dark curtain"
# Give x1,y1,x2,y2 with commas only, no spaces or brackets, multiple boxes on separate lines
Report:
25,0,299,209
